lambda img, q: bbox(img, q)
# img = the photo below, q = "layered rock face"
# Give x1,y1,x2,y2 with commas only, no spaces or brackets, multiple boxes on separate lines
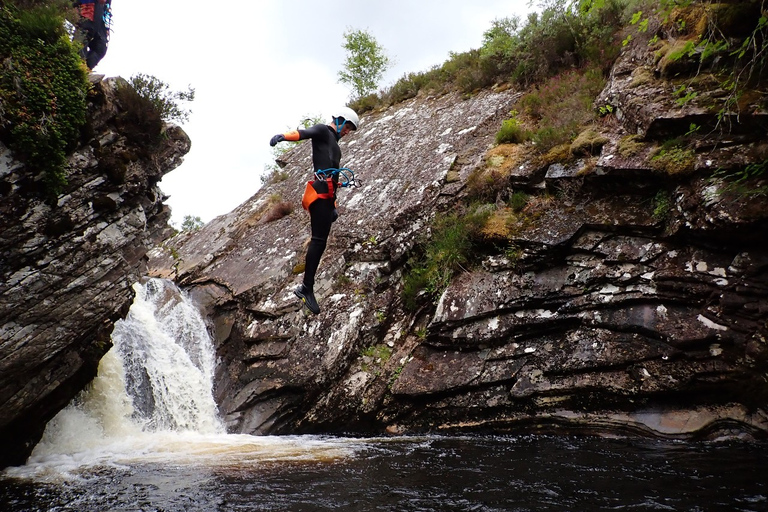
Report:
0,77,190,467
152,25,768,440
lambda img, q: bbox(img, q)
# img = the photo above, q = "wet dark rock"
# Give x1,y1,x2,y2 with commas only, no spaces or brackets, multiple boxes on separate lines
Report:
150,36,768,443
0,77,190,468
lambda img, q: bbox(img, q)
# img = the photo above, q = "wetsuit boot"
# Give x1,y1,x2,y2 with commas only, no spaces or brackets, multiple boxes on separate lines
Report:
295,284,320,314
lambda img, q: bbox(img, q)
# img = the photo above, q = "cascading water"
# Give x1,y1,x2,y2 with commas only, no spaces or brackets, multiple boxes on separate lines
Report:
112,277,223,434
31,278,223,457
8,278,354,481
2,280,767,511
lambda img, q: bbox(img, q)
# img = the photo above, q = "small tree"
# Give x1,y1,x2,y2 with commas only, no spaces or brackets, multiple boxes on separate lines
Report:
180,215,204,232
338,28,391,100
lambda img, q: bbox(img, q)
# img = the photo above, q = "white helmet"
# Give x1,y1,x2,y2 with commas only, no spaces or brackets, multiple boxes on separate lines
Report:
332,107,360,130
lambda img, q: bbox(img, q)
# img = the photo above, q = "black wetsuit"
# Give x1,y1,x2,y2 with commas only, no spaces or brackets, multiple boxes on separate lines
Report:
295,124,342,290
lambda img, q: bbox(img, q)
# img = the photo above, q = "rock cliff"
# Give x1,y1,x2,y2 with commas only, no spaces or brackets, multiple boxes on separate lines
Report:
0,77,190,467
149,27,768,441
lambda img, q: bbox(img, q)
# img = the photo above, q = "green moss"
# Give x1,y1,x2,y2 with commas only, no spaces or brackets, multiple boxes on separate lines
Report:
618,134,646,158
570,128,609,156
629,66,655,88
362,344,392,362
445,170,461,183
0,5,89,197
650,144,696,175
652,190,672,221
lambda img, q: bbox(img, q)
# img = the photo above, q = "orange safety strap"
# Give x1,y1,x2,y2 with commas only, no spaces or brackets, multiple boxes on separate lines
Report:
80,3,96,20
301,178,336,210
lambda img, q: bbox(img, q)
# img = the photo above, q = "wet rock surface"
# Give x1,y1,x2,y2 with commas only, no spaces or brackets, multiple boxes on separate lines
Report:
152,49,768,440
0,77,190,467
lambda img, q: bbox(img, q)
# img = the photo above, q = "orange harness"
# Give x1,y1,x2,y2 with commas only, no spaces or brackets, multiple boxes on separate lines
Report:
301,177,336,210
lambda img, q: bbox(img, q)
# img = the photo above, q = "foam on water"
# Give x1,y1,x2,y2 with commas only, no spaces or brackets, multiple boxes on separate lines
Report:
6,279,357,482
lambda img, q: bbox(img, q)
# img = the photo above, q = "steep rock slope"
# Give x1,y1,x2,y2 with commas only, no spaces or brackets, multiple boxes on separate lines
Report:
0,77,190,467
152,24,768,440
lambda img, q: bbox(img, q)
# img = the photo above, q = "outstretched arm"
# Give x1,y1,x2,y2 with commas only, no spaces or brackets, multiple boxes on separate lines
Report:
269,130,300,146
269,124,332,147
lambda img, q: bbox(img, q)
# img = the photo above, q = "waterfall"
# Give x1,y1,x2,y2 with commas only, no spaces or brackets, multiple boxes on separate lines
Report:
112,278,223,434
8,278,358,481
27,278,224,461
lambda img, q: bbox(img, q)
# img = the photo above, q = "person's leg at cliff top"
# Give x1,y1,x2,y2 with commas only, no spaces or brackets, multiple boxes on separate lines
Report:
269,107,359,315
74,0,111,70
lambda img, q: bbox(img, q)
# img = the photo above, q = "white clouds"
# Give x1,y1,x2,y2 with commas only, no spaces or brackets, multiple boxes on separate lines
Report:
96,1,529,225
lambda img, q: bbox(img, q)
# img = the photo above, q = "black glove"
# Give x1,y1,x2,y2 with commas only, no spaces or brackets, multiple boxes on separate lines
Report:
332,209,338,223
269,134,285,147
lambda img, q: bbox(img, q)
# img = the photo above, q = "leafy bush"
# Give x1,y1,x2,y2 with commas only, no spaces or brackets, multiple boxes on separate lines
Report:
0,4,88,196
348,92,381,116
402,208,491,310
126,73,195,124
496,113,530,144
115,80,164,146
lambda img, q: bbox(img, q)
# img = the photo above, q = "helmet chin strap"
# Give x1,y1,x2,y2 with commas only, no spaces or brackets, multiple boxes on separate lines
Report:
334,118,347,135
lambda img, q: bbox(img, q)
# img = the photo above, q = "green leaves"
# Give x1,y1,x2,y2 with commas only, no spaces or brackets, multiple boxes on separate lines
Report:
0,5,88,197
338,28,391,100
127,73,195,124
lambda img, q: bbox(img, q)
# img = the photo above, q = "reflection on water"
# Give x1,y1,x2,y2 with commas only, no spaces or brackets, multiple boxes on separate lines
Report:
1,434,767,511
2,279,766,510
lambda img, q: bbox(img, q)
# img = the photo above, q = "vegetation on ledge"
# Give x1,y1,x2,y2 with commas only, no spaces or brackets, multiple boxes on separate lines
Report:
0,2,88,195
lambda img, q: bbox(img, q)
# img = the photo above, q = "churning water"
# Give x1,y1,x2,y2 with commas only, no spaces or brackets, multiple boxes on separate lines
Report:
1,279,767,511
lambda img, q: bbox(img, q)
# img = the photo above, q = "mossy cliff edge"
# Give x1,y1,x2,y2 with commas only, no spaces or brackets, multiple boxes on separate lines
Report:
0,2,191,467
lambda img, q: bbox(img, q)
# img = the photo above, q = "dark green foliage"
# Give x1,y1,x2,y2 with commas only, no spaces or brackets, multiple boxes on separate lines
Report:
0,4,88,196
115,80,164,146
353,0,624,112
402,208,492,310
508,190,530,212
348,93,381,116
126,73,195,124
114,74,193,147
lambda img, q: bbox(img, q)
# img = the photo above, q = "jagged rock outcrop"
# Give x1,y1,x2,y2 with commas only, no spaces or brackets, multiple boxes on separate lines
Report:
150,25,768,441
0,77,190,467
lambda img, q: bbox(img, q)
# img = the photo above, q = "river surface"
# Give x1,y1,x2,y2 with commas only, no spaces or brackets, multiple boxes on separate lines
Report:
2,279,766,511
1,433,766,511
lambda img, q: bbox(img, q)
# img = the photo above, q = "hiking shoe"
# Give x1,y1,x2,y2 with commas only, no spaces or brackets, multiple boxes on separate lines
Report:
294,284,320,315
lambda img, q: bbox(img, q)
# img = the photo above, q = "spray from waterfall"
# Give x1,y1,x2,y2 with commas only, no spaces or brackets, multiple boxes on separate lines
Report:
8,278,357,481
31,278,224,458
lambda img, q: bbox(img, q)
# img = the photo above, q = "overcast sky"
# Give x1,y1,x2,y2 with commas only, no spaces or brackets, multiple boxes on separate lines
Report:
96,1,532,226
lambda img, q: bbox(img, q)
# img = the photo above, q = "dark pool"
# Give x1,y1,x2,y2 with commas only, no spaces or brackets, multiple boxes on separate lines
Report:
1,434,766,512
